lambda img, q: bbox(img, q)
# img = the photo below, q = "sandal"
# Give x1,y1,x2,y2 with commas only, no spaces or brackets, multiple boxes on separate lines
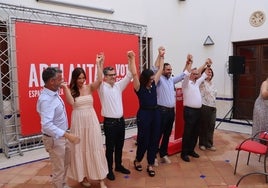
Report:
134,159,143,171
80,177,91,187
147,165,155,177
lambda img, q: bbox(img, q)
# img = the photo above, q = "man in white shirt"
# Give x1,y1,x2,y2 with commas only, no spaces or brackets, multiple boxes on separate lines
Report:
98,51,136,180
181,56,209,162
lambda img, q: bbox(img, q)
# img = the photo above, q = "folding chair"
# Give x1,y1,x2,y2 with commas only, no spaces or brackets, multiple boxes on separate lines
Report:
233,131,268,183
229,172,268,187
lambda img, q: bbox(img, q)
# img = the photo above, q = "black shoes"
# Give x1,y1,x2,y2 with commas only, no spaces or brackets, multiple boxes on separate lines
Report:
106,172,115,181
181,155,190,162
115,165,131,174
147,165,155,177
134,160,142,171
107,165,130,180
181,151,200,162
189,151,200,158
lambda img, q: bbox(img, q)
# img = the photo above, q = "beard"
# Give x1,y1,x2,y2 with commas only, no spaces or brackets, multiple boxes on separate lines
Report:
164,73,171,78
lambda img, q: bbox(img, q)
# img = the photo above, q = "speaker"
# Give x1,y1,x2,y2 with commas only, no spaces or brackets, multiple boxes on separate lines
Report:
228,56,245,74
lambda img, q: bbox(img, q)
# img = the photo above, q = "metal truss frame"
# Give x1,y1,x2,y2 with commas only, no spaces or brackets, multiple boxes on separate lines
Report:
0,2,147,158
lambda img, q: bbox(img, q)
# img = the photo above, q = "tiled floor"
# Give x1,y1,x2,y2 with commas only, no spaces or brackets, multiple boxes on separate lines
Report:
0,124,268,188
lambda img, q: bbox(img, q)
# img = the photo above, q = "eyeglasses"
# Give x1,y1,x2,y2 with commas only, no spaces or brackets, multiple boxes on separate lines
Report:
106,73,116,77
104,66,114,71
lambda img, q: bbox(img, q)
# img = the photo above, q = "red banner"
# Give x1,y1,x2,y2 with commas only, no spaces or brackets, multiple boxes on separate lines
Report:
15,21,139,136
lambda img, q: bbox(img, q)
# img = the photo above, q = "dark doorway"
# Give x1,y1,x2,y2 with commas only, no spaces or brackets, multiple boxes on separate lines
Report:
233,40,268,120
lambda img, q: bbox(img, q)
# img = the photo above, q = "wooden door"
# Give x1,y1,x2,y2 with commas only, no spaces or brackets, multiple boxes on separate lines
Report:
233,40,268,120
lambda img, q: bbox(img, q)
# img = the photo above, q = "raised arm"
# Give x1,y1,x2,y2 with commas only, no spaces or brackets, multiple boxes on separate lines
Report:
154,46,165,68
154,46,165,84
197,58,212,75
61,82,75,105
91,52,104,91
181,54,193,88
185,54,193,72
127,50,140,91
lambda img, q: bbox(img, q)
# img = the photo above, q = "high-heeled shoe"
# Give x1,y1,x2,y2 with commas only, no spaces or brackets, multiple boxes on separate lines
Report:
134,159,142,171
147,165,155,177
100,180,107,188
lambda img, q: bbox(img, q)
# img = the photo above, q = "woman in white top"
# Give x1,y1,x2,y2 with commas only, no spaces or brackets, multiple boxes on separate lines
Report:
199,63,217,151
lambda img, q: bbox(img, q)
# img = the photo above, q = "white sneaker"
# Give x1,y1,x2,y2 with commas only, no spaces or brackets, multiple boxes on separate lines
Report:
207,146,216,151
154,158,159,166
199,145,206,151
160,155,171,164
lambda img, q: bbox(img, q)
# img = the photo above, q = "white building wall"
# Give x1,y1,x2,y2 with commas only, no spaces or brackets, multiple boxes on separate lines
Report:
1,0,268,97
232,0,268,42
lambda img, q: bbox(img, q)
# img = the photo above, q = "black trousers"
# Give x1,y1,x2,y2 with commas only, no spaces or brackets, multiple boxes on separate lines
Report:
103,117,125,172
199,105,216,148
158,107,175,158
181,106,201,156
135,108,160,165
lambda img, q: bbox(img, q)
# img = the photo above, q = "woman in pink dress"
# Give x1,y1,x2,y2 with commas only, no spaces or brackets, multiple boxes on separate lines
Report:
62,53,108,188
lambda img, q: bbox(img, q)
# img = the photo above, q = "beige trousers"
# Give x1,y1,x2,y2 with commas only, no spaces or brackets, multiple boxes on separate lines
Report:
43,135,70,188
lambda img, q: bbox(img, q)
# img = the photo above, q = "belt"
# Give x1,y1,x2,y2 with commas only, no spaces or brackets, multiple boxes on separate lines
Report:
140,105,158,110
202,105,216,111
184,106,201,110
43,133,51,137
104,117,124,122
158,105,174,111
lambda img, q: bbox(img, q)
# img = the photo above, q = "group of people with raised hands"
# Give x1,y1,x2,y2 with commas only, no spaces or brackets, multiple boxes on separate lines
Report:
37,46,217,188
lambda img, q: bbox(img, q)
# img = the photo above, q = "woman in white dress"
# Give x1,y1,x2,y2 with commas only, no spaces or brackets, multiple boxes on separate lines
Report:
62,53,108,188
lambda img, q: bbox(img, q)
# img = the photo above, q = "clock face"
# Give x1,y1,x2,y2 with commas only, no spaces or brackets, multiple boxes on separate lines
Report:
249,11,266,27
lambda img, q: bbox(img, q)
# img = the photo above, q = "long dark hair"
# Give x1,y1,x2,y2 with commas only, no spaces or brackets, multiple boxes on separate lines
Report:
70,67,86,98
139,69,154,87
